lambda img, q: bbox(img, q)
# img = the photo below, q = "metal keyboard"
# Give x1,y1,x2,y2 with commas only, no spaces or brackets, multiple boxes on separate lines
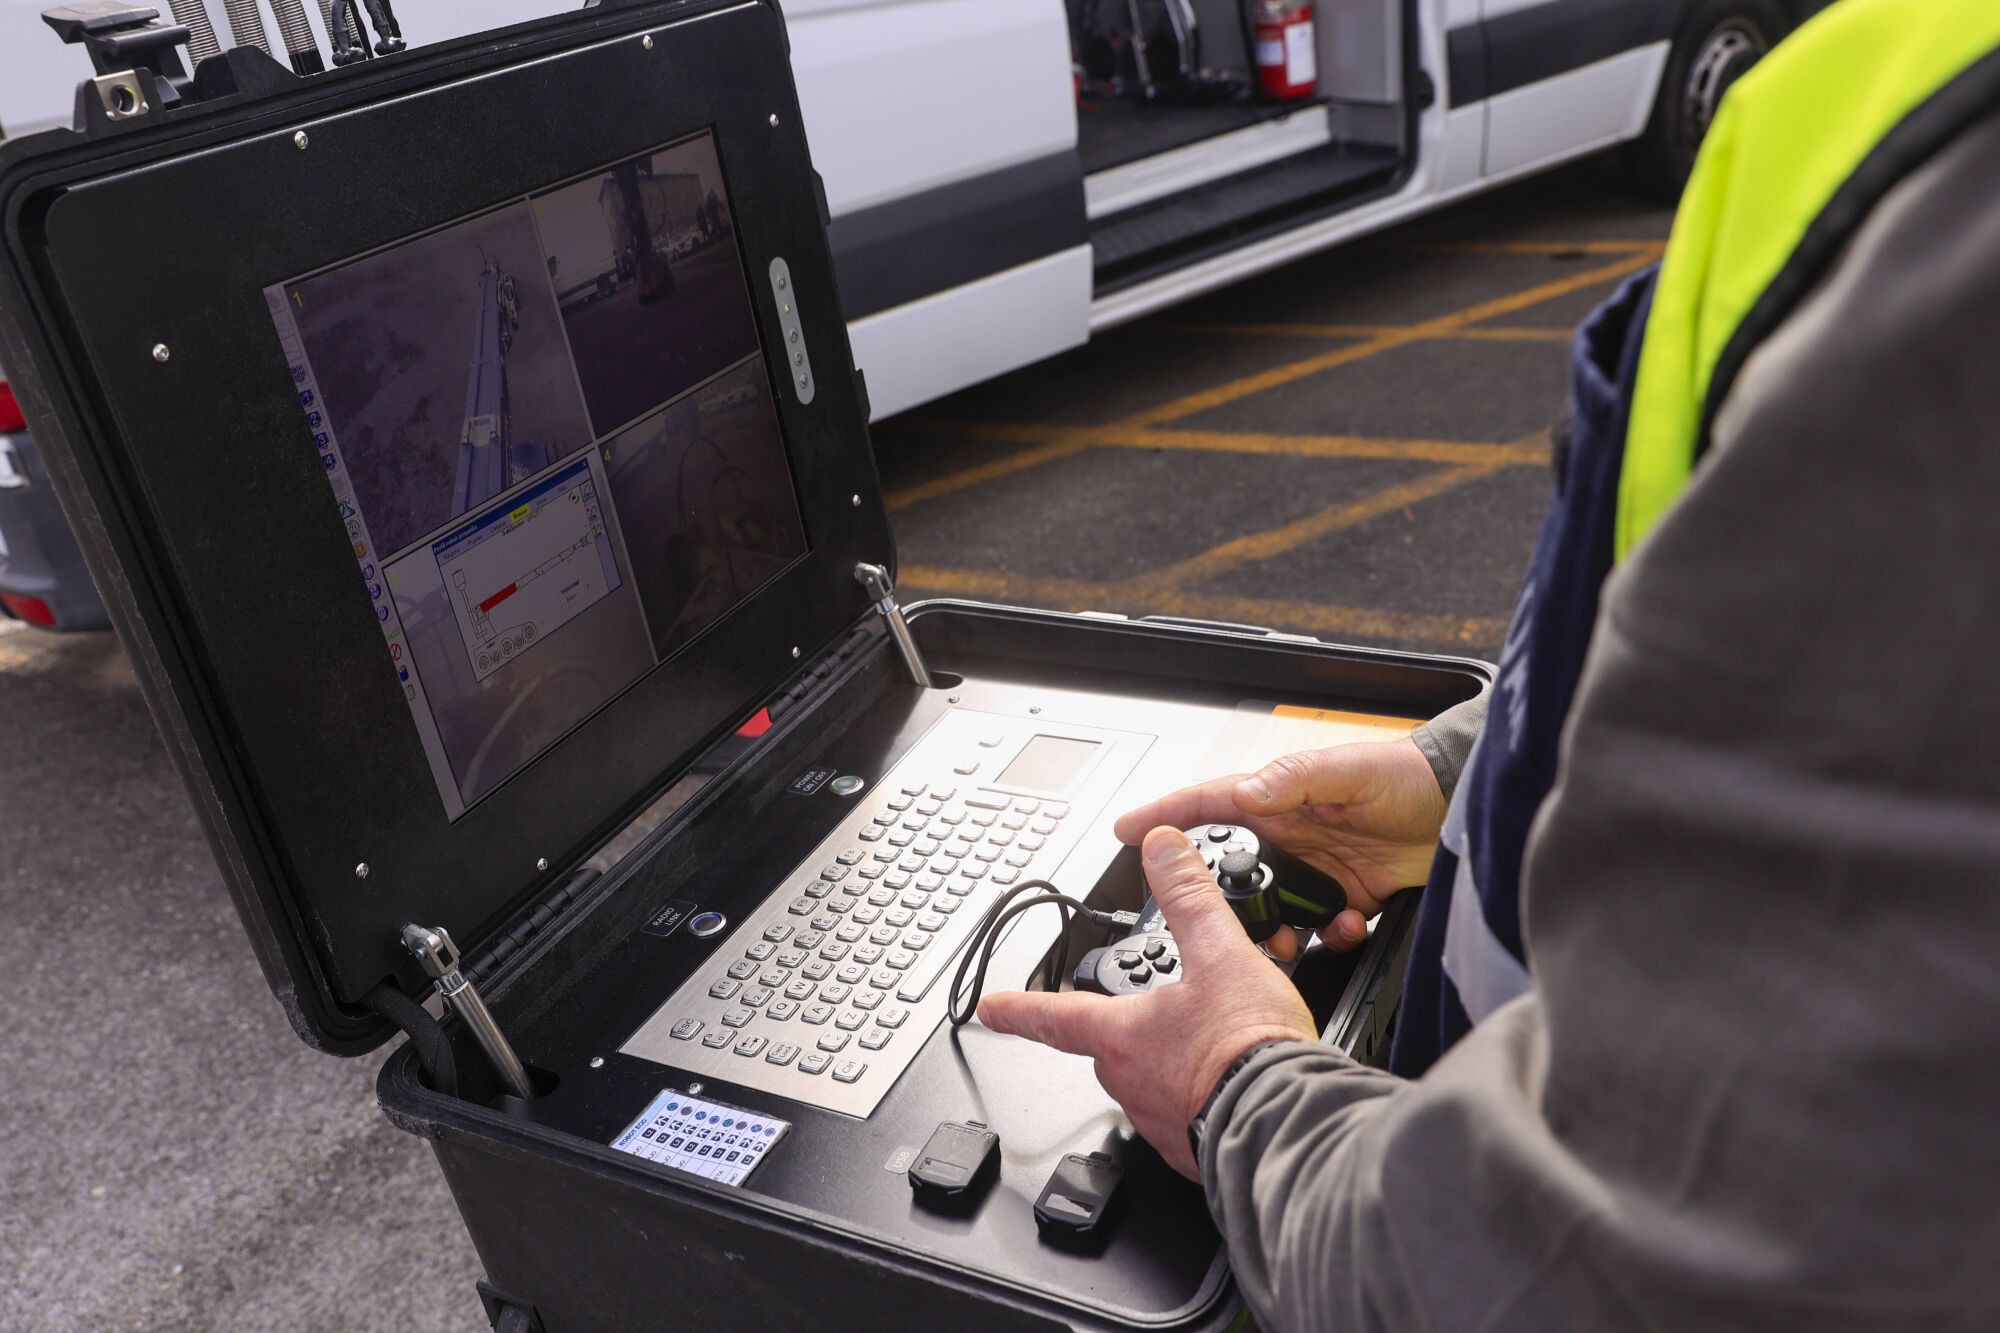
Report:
621,708,1154,1117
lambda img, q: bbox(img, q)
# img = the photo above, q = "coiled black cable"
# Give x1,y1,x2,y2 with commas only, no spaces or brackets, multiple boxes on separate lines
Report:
946,879,1138,1027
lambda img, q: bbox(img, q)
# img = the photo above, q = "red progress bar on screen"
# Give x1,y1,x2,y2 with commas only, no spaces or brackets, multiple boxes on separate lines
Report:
479,583,518,613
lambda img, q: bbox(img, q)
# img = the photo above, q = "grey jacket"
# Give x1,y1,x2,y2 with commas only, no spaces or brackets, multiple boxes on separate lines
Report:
1201,105,2000,1332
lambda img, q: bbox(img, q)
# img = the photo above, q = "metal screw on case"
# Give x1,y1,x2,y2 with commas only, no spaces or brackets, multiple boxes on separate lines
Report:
589,1056,605,1069
536,857,548,872
689,1082,704,1095
354,862,370,880
641,33,653,49
151,343,170,363
792,646,801,658
851,494,861,507
769,113,781,127
293,130,308,150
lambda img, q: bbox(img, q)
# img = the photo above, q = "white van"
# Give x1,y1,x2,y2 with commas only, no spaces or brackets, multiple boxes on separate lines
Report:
0,0,1821,421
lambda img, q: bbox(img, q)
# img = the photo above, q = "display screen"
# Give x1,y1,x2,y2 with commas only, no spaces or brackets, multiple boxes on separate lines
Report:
996,736,1101,796
266,132,807,818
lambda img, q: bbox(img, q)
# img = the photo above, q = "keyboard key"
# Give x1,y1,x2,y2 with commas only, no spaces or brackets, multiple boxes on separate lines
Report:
1012,798,1040,814
836,962,868,985
1044,803,1069,819
871,811,897,826
886,871,915,891
1031,818,1058,836
817,937,850,959
835,923,866,944
835,1010,867,1031
916,800,942,816
816,1031,851,1052
871,968,900,991
964,792,1009,810
670,1017,703,1041
973,846,1002,863
887,949,916,970
961,863,988,881
787,897,815,916
811,913,840,933
878,1006,910,1029
1004,850,1032,868
899,888,929,908
820,983,852,1004
745,941,776,961
937,809,965,826
852,989,883,1010
820,863,850,882
777,948,807,968
742,986,773,1007
901,933,929,953
988,830,1014,848
853,906,882,925
1018,835,1046,852
852,944,884,965
887,795,912,811
945,881,975,896
888,831,915,847
913,840,941,858
733,1034,767,1058
869,925,899,946
899,780,926,796
836,848,866,866
796,930,825,950
766,1042,800,1066
918,874,948,893
1000,814,1028,831
885,908,914,929
708,978,741,1000
726,959,758,980
802,1003,834,1025
833,1059,867,1083
803,882,833,900
701,1030,731,1049
784,978,815,1001
867,887,897,907
902,813,927,831
955,827,981,845
931,896,960,915
928,786,957,801
801,960,832,981
799,1052,831,1075
991,868,1020,886
841,880,867,897
858,1028,892,1051
970,812,997,828
821,898,852,917
857,863,886,880
953,761,979,776
917,913,946,933
763,924,794,943
767,1000,800,1021
858,825,885,842
720,1007,753,1028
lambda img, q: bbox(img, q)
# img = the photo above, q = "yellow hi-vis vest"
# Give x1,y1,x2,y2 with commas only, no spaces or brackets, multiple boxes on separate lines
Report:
1617,0,2000,562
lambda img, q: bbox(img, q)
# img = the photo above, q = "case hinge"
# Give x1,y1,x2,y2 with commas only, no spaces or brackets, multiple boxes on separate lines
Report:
403,923,535,1101
854,562,933,688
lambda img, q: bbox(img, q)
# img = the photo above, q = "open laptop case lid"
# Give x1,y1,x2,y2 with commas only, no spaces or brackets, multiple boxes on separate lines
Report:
0,0,892,1051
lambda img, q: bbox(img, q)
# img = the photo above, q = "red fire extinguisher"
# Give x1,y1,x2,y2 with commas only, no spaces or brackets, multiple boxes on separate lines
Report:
1251,0,1318,102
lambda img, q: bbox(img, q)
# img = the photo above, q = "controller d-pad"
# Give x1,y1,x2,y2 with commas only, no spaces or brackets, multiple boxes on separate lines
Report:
1142,940,1166,960
1154,955,1177,975
1129,964,1152,984
1115,951,1141,970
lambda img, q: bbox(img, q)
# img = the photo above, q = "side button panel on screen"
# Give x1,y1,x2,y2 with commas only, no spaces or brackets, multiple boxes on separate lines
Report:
769,257,816,405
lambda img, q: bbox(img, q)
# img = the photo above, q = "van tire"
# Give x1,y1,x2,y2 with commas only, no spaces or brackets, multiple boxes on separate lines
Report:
1628,0,1786,201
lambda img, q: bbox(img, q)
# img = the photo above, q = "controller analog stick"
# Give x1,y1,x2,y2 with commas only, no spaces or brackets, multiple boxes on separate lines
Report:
1217,850,1261,894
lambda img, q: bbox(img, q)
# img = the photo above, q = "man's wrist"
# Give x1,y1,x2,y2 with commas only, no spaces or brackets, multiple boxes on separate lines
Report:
1186,1039,1295,1169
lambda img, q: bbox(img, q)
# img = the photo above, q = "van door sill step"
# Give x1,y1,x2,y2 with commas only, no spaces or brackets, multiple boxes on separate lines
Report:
1089,144,1400,286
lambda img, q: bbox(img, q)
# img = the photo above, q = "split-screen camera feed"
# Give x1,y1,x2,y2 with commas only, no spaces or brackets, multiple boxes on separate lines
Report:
269,132,808,818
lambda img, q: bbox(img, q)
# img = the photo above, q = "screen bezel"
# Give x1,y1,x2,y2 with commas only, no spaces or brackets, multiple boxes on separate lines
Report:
16,2,889,1020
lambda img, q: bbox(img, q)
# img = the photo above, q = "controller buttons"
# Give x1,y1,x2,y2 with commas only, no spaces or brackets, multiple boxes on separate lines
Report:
1142,940,1167,960
1128,965,1153,985
1154,955,1177,975
1114,951,1141,970
1206,826,1233,843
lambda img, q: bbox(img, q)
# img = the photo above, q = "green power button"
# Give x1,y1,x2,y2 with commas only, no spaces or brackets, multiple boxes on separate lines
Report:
829,775,865,797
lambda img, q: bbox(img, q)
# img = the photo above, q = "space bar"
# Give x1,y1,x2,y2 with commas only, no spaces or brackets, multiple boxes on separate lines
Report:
896,924,980,1004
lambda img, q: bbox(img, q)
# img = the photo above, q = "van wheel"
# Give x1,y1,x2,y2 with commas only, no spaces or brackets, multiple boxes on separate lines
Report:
1628,0,1785,200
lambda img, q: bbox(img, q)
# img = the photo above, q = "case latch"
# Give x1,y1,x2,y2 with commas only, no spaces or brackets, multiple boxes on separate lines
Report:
43,2,192,126
854,562,934,688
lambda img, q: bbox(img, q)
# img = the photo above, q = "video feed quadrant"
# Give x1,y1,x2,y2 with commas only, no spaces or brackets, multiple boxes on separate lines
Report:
265,130,810,820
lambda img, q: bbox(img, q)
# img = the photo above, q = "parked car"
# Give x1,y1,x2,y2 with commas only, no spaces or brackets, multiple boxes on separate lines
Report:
0,361,108,631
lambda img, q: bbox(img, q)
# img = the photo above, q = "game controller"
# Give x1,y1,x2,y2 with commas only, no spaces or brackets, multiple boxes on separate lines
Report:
1073,824,1347,995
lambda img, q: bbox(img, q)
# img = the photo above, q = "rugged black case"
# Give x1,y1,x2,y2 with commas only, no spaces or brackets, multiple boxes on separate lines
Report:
0,3,1492,1327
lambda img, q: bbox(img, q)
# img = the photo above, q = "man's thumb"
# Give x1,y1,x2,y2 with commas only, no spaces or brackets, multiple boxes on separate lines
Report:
1142,827,1253,960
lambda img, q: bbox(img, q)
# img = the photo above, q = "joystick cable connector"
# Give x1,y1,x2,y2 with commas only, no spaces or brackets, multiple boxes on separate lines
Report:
947,880,1139,1027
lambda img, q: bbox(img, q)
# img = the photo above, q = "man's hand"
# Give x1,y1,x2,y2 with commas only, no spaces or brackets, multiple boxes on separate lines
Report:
1113,738,1446,951
977,828,1317,1180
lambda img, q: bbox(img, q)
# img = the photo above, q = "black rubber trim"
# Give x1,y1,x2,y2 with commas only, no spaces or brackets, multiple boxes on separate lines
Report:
1447,0,1677,109
1694,43,2000,462
825,150,1086,321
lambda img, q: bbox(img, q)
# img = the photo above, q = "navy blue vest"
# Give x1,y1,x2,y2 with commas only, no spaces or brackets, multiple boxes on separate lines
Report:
1389,268,1659,1078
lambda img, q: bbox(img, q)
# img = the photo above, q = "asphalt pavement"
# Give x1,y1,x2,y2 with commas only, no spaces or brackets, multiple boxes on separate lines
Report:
0,158,1669,1331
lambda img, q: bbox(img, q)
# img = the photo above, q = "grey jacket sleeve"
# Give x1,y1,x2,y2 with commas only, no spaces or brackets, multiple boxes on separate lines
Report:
1410,692,1488,800
1200,107,2000,1332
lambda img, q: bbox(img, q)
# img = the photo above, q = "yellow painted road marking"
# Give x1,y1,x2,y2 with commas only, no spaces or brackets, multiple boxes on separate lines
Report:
1154,322,1572,344
1131,463,1505,591
899,565,1504,647
1123,250,1658,428
884,435,1092,512
933,422,1550,468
